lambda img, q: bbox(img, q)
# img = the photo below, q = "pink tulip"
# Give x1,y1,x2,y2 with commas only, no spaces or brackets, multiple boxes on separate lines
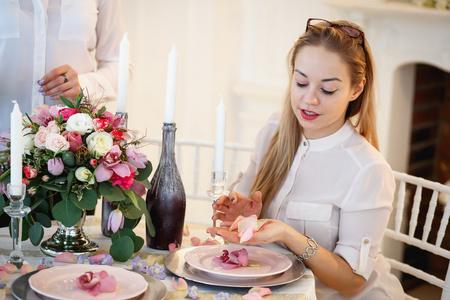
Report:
55,252,77,263
47,157,64,176
107,209,124,233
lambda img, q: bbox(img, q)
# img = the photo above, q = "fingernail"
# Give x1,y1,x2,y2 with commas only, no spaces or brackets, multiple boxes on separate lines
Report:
211,216,214,220
39,79,45,85
41,92,46,96
49,96,54,100
231,197,235,202
211,200,216,206
38,87,44,92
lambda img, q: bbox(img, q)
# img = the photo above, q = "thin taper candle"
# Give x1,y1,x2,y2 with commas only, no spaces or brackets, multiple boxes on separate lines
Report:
117,32,130,113
214,96,226,178
164,44,178,123
10,101,23,195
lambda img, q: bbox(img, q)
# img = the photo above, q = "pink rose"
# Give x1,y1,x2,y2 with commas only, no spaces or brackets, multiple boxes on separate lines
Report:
45,133,69,153
34,128,48,149
110,171,135,190
59,108,78,121
48,158,64,176
92,117,110,130
62,131,82,152
126,147,148,169
46,121,60,133
23,165,38,179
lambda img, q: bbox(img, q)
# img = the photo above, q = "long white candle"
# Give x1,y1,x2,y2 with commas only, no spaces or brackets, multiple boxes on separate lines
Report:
117,32,130,113
164,44,178,123
10,101,23,195
214,96,226,176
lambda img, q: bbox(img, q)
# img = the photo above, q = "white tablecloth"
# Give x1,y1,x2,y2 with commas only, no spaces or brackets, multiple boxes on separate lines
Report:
0,216,316,300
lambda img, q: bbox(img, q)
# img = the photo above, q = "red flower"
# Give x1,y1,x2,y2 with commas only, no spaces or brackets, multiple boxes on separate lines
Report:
90,159,98,167
110,129,125,141
23,165,38,179
110,171,135,190
93,117,110,130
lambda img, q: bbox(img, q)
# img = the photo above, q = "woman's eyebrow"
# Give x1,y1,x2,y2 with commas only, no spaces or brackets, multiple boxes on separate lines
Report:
294,69,342,82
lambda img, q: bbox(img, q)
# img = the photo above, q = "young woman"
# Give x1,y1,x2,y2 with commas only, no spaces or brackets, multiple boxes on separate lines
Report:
208,19,404,299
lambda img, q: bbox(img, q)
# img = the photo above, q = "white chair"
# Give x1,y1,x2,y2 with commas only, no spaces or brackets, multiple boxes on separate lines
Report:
384,171,450,300
143,138,253,225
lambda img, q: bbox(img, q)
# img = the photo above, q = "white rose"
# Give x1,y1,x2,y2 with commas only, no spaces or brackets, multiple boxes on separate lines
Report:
86,131,113,158
75,167,95,184
45,133,69,153
22,127,35,155
66,113,94,135
34,127,48,149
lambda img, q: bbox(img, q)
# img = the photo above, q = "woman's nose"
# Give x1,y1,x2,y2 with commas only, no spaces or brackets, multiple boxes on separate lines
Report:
303,89,319,105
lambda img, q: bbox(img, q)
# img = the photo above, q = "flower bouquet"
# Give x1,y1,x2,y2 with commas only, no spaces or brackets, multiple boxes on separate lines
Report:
0,92,154,262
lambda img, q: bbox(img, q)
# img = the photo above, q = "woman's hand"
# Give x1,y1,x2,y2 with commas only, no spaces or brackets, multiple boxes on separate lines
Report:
207,219,288,245
38,65,81,100
212,191,263,227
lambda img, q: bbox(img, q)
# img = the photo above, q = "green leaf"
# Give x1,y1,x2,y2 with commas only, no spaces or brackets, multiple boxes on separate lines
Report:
62,152,75,167
29,222,44,246
133,236,144,253
123,189,139,209
70,188,97,210
135,161,152,181
66,170,75,193
59,95,75,108
0,194,5,212
75,91,83,108
35,213,52,228
140,178,151,190
99,182,127,202
110,236,134,262
137,197,155,237
123,217,141,230
52,199,82,227
29,197,46,212
41,184,66,192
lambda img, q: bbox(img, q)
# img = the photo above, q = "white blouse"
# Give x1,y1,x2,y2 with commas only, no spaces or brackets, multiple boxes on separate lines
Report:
0,0,127,132
235,111,405,300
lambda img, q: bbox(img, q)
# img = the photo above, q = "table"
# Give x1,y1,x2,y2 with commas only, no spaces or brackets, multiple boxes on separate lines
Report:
0,216,316,300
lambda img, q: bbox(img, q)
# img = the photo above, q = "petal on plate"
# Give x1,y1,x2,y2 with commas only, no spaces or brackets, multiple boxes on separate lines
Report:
55,252,77,263
172,277,188,291
99,275,117,293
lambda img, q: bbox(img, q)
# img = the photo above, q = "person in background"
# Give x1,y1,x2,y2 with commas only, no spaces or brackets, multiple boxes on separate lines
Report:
0,0,131,133
209,18,405,299
0,0,131,226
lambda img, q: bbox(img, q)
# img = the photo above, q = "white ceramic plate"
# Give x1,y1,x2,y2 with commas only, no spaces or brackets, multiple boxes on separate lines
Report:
28,264,148,300
184,244,292,278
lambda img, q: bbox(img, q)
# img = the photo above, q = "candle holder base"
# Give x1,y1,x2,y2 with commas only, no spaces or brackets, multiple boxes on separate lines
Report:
207,171,228,240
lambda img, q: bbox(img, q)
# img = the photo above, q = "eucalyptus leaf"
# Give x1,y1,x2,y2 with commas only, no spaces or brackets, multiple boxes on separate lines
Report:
35,212,52,228
110,236,134,262
136,197,155,237
52,199,82,227
66,170,75,193
135,161,152,181
133,236,144,253
0,195,5,212
99,182,127,202
62,152,75,167
123,189,139,209
111,227,135,243
70,188,97,210
29,222,44,246
41,184,66,192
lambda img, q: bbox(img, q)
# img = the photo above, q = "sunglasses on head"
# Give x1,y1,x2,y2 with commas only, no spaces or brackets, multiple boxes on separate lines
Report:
306,18,366,52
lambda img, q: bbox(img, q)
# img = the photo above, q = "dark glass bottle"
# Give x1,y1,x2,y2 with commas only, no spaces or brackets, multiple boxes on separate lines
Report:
101,199,113,237
146,123,186,250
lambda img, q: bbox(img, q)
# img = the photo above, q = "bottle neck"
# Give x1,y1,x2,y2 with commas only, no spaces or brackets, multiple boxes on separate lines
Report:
161,123,176,159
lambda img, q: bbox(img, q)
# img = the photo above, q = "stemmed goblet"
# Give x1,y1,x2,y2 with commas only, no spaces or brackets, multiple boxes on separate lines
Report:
207,171,228,238
4,183,30,267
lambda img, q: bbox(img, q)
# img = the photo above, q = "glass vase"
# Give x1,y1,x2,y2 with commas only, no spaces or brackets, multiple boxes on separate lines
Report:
146,123,186,250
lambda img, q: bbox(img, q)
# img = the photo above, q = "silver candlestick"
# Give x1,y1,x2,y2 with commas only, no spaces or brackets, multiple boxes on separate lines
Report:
4,183,30,267
207,171,228,237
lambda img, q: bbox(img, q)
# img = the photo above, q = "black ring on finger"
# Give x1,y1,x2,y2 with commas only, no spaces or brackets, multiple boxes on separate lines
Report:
61,73,68,83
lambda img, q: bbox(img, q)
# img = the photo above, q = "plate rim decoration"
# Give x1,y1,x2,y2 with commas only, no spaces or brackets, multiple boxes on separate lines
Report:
28,264,149,300
184,244,292,278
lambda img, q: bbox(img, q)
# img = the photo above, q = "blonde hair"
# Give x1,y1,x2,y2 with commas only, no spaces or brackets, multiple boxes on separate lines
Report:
250,20,378,217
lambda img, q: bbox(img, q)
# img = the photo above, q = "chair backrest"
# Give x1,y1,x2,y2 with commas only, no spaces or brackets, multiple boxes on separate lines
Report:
143,138,253,225
384,171,450,300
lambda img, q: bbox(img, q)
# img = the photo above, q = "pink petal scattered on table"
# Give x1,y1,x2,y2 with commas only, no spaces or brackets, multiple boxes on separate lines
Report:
248,287,272,296
172,277,188,291
90,253,108,264
190,236,201,246
242,293,264,300
183,224,190,236
0,271,8,283
55,252,77,263
36,265,46,270
168,243,179,253
20,264,34,274
201,238,221,246
0,263,17,274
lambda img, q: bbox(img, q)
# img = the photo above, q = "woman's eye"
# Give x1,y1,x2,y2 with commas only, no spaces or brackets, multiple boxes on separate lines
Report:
296,82,307,88
321,88,337,95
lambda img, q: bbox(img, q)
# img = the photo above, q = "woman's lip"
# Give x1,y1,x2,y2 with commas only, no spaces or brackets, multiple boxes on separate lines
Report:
300,109,319,120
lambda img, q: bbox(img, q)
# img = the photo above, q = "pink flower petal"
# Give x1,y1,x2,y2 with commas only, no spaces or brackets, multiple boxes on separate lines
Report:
248,287,272,296
36,265,46,270
99,275,117,293
90,253,108,264
183,224,190,236
190,236,201,246
168,243,179,253
55,252,77,263
239,227,255,243
20,264,35,274
229,215,246,231
0,263,17,274
243,293,264,300
95,163,113,182
172,277,188,291
201,238,221,246
0,271,8,283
